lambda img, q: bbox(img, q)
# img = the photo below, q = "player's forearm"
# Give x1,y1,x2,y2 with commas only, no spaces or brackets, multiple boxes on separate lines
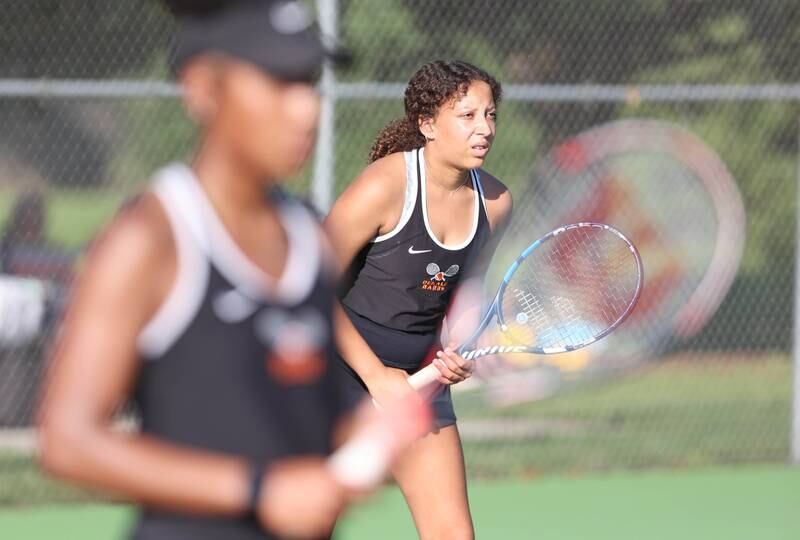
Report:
39,423,249,516
333,303,385,384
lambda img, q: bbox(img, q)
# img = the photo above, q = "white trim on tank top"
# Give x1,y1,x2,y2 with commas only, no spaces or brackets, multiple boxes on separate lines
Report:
419,147,482,251
137,166,210,358
372,149,419,243
475,167,488,216
136,163,321,358
174,164,320,305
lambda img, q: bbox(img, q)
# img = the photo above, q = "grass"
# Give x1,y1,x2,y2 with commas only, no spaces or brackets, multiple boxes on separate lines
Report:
0,188,127,249
0,453,97,506
456,353,791,477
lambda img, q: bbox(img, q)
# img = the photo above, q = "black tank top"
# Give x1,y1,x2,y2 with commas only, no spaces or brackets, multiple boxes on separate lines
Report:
132,164,342,540
340,148,491,368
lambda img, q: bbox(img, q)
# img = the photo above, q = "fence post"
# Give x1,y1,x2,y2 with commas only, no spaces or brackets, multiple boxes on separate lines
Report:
793,117,800,465
312,0,338,214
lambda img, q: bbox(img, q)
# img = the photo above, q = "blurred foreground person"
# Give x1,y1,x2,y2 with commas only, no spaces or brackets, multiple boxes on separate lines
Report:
38,2,429,539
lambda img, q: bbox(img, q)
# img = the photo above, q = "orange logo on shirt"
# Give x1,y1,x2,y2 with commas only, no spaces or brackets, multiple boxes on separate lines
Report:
421,263,459,292
255,308,328,385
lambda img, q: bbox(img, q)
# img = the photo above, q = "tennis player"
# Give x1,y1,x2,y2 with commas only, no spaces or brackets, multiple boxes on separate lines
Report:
324,60,513,539
37,2,429,539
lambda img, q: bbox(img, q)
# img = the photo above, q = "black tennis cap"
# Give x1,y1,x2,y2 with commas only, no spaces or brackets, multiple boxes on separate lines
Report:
171,0,349,82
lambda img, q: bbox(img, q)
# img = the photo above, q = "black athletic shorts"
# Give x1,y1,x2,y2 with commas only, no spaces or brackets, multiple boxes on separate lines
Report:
337,306,457,428
336,358,456,429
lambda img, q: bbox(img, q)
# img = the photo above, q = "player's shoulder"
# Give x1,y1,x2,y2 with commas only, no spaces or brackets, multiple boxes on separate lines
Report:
68,189,178,319
87,191,175,273
358,151,408,194
476,169,513,224
337,151,408,209
476,169,510,199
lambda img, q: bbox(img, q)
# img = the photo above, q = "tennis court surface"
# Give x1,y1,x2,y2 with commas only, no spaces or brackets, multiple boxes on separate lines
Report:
1,466,796,540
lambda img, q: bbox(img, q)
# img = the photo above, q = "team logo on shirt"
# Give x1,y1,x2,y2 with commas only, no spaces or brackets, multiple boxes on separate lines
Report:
255,308,327,384
421,263,459,292
213,288,260,323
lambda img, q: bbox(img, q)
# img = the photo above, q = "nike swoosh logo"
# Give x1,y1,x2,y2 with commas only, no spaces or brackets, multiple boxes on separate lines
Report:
213,289,259,323
408,246,433,255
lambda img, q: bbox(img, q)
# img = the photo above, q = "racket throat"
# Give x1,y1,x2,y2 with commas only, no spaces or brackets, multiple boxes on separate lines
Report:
462,345,529,360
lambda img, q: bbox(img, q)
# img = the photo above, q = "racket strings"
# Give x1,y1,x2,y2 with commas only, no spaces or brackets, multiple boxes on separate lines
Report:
500,225,640,351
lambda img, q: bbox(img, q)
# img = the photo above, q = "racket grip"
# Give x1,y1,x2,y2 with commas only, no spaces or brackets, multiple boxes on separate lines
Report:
407,363,440,391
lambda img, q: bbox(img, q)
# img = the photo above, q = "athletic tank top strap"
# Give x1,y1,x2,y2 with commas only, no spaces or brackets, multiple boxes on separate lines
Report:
138,166,210,358
474,167,489,223
418,147,484,250
341,148,493,347
373,150,419,243
137,163,325,358
368,148,489,247
169,163,321,304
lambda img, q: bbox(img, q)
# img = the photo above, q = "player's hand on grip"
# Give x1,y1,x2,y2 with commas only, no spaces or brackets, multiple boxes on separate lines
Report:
364,365,414,408
257,457,345,539
432,341,474,385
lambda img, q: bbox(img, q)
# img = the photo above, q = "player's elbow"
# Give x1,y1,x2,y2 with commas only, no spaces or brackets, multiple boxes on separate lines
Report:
37,412,93,481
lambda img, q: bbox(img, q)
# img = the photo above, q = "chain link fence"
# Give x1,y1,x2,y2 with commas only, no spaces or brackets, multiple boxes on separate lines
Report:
0,0,796,504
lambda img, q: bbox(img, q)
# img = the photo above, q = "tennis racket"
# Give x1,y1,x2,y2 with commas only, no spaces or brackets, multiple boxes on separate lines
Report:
467,119,744,406
530,119,744,341
407,222,643,390
512,119,745,361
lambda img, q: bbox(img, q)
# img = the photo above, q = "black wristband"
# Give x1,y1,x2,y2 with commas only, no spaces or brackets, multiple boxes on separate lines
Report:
246,460,267,518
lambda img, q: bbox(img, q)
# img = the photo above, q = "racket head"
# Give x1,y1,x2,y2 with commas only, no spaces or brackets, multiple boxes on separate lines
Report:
460,119,744,407
536,119,744,340
490,119,744,367
447,120,745,410
493,222,643,354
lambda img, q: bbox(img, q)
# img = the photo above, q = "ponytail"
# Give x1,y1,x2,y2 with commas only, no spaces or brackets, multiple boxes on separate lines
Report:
368,117,426,163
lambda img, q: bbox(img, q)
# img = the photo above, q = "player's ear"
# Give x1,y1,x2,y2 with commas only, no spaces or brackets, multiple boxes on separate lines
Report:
179,54,223,125
418,115,436,142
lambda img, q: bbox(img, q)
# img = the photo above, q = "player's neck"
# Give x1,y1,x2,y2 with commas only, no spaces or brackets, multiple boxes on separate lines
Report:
191,141,277,219
423,147,470,194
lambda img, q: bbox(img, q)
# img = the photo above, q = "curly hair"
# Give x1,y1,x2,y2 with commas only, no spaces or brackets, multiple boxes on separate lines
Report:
369,60,502,163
